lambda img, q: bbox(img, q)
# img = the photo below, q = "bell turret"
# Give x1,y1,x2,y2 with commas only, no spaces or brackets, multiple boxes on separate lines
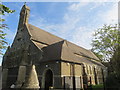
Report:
18,4,30,29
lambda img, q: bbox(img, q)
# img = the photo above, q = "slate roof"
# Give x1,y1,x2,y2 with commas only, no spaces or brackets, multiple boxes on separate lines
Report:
28,24,63,45
27,24,103,66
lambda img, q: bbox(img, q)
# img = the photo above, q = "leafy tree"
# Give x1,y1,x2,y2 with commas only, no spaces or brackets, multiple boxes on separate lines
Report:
110,44,120,78
0,4,15,54
91,24,120,87
91,24,119,62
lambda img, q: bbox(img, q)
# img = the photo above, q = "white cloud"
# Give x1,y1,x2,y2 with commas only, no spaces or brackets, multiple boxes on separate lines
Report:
71,27,94,49
29,3,84,39
100,3,118,24
30,16,46,27
68,2,89,11
89,2,105,11
30,2,118,49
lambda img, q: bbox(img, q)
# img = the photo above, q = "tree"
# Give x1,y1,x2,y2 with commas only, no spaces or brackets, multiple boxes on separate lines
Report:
91,24,119,62
0,4,15,54
91,24,120,87
110,43,120,78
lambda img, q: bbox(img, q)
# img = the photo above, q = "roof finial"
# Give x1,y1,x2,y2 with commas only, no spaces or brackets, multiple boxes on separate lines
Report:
24,2,26,5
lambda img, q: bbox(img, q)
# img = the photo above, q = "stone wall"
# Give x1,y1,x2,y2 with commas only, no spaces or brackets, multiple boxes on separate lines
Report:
36,61,61,89
61,62,105,89
61,62,83,89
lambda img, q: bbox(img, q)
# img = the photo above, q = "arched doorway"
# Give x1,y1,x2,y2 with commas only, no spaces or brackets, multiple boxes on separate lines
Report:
45,69,53,90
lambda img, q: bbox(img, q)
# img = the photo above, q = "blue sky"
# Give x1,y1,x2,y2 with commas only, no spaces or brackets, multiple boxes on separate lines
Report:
0,2,118,65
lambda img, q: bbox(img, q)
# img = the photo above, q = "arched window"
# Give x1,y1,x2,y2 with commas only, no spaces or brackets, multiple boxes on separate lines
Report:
89,66,92,74
86,65,89,74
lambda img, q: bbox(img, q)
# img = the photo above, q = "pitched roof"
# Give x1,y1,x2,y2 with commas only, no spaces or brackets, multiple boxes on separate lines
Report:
27,24,102,65
28,24,63,45
40,40,103,66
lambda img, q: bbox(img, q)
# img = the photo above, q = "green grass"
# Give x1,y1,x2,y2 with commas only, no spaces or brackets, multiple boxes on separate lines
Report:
92,84,104,88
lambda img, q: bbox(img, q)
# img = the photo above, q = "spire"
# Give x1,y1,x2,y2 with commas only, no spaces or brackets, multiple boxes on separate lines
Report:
18,4,30,28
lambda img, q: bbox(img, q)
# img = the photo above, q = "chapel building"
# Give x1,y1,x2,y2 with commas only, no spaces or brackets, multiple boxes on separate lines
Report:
2,4,107,90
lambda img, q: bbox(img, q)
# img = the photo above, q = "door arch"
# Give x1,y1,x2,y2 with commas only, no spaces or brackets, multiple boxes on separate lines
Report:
44,69,53,90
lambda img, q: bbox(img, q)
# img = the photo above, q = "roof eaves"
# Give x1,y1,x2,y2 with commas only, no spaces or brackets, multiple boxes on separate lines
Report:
30,38,49,46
